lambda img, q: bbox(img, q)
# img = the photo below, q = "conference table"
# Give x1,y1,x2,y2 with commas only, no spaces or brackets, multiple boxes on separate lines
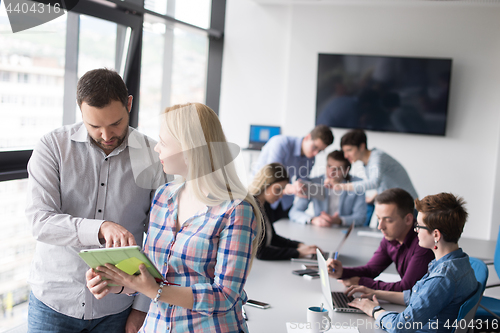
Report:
243,220,497,333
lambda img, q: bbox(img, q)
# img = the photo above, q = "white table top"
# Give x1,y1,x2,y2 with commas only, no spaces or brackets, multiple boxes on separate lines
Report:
243,220,495,333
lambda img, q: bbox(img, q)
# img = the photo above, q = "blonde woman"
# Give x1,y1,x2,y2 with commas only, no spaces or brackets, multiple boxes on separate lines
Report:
250,163,320,260
86,103,263,332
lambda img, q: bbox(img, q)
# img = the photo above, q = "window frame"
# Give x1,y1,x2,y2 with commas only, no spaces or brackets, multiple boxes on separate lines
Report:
0,0,225,183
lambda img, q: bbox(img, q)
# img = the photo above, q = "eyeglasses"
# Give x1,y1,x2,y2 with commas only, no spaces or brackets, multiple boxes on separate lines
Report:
414,222,431,233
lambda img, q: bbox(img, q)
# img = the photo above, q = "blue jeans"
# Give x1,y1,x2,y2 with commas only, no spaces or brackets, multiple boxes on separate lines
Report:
28,292,132,333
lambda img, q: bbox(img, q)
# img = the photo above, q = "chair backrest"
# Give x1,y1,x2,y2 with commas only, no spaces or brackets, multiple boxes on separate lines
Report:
364,203,374,226
453,257,488,333
470,257,489,287
494,226,500,277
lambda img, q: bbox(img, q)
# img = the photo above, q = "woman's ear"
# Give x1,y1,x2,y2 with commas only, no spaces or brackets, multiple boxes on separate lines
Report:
433,229,442,241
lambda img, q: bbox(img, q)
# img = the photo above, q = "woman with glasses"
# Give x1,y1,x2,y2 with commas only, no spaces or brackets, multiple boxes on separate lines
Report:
345,192,478,333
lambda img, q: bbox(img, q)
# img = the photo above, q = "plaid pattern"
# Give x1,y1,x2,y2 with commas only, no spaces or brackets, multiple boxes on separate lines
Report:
140,183,257,333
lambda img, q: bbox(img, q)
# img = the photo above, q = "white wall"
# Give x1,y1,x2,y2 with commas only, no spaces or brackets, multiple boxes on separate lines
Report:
220,0,500,240
219,1,291,142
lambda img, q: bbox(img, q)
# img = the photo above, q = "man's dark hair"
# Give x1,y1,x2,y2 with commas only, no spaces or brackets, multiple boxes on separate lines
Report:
310,125,334,146
77,68,128,109
374,188,414,219
340,129,367,149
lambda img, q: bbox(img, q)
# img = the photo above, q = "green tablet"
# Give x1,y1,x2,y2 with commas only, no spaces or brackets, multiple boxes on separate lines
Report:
79,245,164,283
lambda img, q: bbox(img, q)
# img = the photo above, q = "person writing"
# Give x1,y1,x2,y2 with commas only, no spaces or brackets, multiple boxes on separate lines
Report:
26,69,166,332
327,129,418,203
252,125,334,219
327,188,434,291
346,193,477,333
289,150,366,227
85,103,263,332
249,163,320,260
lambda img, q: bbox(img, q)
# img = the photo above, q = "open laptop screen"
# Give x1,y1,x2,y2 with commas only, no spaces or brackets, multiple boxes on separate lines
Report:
317,249,334,310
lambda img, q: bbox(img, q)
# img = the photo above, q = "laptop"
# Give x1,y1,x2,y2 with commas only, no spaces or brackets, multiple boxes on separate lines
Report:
291,223,354,264
247,125,281,150
291,251,330,264
316,248,363,313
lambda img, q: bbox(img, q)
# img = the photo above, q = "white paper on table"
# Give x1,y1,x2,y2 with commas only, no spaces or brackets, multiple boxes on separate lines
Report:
286,322,360,333
356,230,384,238
374,272,401,282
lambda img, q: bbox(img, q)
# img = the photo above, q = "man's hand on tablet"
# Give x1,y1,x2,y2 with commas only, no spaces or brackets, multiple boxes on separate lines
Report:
98,221,137,248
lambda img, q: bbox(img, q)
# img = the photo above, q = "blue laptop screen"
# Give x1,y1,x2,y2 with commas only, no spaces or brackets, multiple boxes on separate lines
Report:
249,125,281,144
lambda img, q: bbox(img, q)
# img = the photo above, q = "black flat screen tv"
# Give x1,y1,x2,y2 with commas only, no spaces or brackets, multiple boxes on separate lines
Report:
315,53,452,136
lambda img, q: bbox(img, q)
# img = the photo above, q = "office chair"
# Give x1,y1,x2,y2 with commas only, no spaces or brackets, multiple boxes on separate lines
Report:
364,203,374,226
475,226,500,320
453,257,488,333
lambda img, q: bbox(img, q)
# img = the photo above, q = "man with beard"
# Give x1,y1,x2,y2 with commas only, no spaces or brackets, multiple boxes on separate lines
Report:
26,69,166,332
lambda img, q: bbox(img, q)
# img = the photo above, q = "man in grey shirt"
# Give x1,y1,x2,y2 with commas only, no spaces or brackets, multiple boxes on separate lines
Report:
328,129,418,200
26,69,166,332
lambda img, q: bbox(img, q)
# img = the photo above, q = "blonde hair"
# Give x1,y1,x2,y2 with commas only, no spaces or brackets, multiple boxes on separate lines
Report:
249,163,290,198
160,103,264,259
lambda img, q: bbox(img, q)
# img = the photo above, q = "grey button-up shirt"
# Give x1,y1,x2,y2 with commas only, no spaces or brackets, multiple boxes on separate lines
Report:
26,122,166,319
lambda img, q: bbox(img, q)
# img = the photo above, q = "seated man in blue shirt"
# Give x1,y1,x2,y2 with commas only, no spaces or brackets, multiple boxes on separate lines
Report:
289,151,366,227
252,125,334,221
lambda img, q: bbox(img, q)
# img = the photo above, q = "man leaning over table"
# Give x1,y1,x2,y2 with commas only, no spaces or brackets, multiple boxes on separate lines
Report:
327,188,434,291
26,68,167,333
252,125,334,221
289,150,366,227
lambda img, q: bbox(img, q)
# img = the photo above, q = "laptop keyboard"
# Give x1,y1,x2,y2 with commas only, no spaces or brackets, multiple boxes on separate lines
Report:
331,292,354,309
309,252,329,260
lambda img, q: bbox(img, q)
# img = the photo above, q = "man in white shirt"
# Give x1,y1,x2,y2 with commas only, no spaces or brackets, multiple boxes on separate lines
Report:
26,69,166,332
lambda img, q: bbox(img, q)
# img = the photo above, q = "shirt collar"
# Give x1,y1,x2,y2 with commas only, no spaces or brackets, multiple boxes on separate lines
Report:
166,181,210,221
70,123,89,143
403,228,418,246
293,137,305,157
428,248,465,271
127,128,145,150
388,227,416,248
322,175,347,184
164,181,184,212
70,122,138,150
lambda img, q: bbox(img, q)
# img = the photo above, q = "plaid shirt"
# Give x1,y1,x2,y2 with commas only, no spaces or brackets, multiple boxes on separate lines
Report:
140,182,257,333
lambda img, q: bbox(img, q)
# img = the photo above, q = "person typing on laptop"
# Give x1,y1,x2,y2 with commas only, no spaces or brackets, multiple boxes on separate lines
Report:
346,193,477,333
326,188,434,291
289,150,366,227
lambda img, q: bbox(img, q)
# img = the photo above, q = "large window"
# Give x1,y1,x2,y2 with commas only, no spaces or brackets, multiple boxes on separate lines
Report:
145,0,212,29
74,15,130,122
0,0,224,331
0,11,66,152
0,179,32,333
139,13,208,138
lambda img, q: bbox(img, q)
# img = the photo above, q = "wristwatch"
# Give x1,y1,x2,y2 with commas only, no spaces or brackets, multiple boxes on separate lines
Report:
372,305,384,318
